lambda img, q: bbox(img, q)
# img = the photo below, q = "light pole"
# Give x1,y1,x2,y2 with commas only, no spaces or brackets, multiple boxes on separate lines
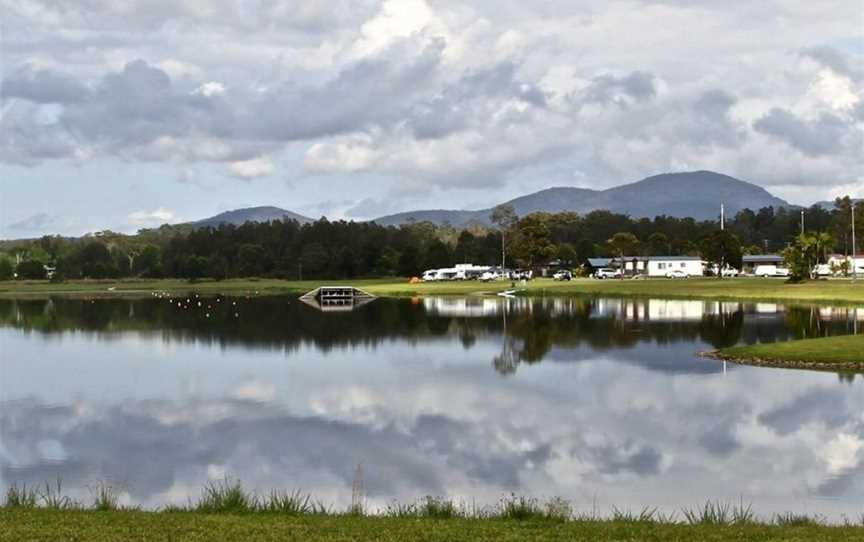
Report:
800,210,805,234
853,204,857,283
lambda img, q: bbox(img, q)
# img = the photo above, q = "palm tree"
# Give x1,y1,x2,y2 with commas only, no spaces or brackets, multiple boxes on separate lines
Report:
813,231,834,264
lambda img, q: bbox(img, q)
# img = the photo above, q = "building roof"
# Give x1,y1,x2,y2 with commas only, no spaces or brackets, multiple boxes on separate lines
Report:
610,256,702,262
742,254,784,263
643,256,703,261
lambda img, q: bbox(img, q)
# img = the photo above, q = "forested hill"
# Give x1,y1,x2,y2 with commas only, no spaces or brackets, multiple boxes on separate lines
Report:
190,206,312,228
372,171,791,226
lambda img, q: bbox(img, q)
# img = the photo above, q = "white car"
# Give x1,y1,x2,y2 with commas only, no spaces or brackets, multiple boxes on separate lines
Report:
754,265,790,278
665,269,688,279
479,271,500,282
812,264,832,277
552,270,572,281
594,268,622,279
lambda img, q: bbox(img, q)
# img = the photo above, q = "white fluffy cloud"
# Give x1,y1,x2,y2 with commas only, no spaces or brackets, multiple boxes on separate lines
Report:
128,207,175,226
193,81,226,97
228,156,275,179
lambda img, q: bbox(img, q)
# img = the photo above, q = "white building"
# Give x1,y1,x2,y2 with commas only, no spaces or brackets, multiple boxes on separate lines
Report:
826,254,864,276
614,256,705,277
422,263,492,281
645,256,705,277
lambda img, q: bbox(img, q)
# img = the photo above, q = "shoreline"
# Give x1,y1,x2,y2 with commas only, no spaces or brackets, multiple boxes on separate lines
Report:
2,277,864,306
700,350,864,372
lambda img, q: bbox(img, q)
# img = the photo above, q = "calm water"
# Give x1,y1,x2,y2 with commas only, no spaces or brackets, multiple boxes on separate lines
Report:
1,295,862,518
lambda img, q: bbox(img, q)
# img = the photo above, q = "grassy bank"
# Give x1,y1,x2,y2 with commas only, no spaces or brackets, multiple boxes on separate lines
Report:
715,334,864,371
2,481,862,541
2,277,864,305
4,509,863,542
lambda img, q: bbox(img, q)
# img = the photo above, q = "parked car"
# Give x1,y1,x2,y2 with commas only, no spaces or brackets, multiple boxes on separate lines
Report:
552,270,572,281
812,264,832,277
479,271,500,282
754,265,790,278
511,269,533,280
665,269,688,279
594,268,622,279
721,266,739,277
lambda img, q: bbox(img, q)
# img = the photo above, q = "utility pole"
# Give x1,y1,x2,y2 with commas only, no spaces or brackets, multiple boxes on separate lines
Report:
853,204,857,283
800,210,805,234
720,203,725,231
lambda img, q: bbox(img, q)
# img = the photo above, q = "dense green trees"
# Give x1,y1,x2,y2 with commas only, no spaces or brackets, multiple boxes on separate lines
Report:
699,231,743,278
16,260,46,279
0,197,859,281
0,257,13,280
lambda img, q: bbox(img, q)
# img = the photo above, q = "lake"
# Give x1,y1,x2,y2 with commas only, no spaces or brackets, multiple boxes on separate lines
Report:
1,294,862,519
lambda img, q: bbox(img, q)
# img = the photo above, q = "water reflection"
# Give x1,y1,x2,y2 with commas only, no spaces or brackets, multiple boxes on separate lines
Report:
1,295,862,517
1,296,859,366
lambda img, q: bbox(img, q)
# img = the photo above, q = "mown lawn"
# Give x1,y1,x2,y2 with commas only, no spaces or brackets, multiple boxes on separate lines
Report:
1,509,862,542
2,277,864,305
718,334,864,369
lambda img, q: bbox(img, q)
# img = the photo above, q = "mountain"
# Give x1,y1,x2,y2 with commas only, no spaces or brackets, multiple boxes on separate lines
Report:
191,206,312,228
372,171,791,226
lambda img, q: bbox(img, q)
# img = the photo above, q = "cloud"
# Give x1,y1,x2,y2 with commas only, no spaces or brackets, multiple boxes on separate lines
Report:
128,207,175,226
6,212,54,231
753,108,859,157
193,82,226,97
580,71,657,106
228,156,275,179
801,46,862,82
2,0,864,216
3,65,89,104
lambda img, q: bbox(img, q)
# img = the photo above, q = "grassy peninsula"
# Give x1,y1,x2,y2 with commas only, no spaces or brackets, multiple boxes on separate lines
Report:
716,334,864,371
2,277,864,305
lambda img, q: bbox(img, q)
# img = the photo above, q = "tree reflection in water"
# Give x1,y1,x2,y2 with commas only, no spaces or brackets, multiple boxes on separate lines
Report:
0,296,859,378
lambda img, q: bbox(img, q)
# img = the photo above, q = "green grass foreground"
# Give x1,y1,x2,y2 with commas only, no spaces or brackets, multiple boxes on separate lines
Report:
717,334,864,371
2,277,864,305
3,481,863,541
3,509,864,542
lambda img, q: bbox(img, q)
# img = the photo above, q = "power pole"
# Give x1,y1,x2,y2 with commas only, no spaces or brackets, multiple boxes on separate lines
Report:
720,204,725,231
800,210,805,235
853,204,857,283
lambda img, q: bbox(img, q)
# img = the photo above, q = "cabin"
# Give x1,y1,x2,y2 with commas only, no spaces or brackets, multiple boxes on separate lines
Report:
643,256,705,277
610,256,705,277
741,255,783,275
422,263,492,281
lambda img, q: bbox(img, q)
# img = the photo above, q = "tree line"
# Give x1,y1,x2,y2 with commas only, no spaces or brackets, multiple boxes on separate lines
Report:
1,197,860,281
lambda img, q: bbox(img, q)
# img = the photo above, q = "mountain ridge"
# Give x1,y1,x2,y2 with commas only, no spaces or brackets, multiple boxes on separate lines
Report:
184,171,795,230
372,171,792,226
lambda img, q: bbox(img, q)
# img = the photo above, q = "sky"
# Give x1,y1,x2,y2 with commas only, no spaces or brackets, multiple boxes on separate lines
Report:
1,0,863,238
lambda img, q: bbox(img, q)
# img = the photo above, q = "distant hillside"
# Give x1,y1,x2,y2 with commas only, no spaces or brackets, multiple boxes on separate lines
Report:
373,171,791,226
815,198,862,210
190,206,312,229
